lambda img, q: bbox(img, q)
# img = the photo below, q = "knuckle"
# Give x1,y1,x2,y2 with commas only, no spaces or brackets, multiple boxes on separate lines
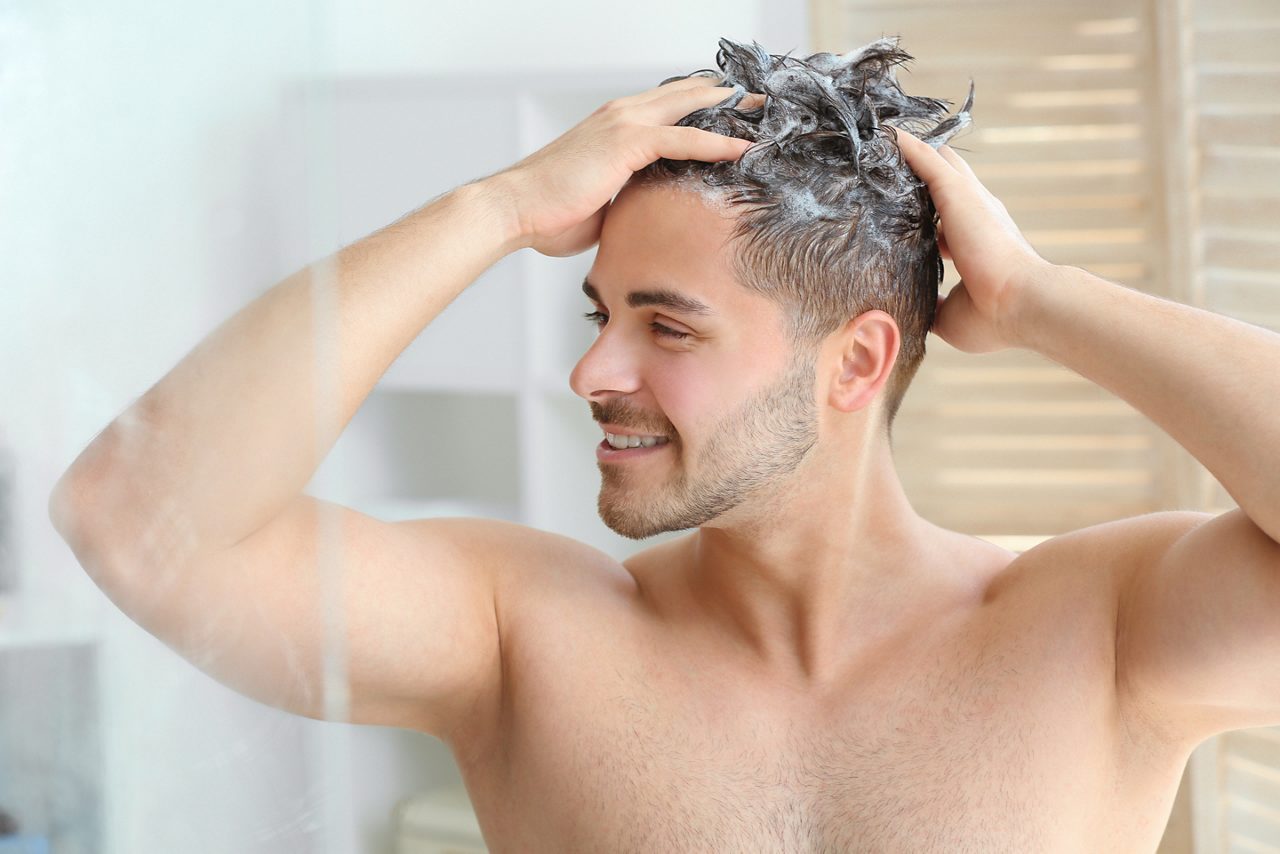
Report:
595,97,626,116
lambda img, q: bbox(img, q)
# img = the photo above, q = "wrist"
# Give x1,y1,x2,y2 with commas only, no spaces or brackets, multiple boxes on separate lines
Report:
454,175,529,256
1003,261,1070,350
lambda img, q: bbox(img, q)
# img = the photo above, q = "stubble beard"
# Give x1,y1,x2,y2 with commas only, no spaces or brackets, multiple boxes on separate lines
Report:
597,348,820,540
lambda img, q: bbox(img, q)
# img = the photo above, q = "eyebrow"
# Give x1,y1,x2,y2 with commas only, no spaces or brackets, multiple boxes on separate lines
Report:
582,277,715,317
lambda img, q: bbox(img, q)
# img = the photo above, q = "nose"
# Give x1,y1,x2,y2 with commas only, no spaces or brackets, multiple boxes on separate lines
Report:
568,329,643,402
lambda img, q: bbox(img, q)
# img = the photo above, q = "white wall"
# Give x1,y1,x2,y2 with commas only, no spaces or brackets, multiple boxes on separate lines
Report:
5,1,808,852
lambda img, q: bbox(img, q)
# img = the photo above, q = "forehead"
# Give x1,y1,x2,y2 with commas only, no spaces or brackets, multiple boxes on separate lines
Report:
588,182,746,309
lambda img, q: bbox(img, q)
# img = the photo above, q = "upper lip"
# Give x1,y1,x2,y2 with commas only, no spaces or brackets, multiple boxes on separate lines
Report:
598,423,668,438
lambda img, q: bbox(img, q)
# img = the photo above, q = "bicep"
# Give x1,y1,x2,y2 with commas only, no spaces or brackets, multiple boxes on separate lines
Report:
1117,508,1280,741
89,495,509,739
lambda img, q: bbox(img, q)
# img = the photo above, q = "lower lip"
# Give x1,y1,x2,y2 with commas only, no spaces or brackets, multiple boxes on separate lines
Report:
596,438,671,462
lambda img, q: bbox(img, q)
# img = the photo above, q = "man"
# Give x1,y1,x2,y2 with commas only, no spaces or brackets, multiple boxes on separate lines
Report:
49,37,1280,852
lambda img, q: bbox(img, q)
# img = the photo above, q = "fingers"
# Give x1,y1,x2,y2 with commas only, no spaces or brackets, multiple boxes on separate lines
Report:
897,129,982,187
637,74,725,101
633,81,766,126
652,73,768,108
634,84,765,164
605,78,768,166
893,129,957,187
624,75,727,108
937,144,978,179
647,124,753,164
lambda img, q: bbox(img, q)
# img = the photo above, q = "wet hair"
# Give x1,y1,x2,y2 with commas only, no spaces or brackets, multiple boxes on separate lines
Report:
627,36,974,439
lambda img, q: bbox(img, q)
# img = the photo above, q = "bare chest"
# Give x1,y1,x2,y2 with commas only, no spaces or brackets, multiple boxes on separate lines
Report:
450,561,1181,853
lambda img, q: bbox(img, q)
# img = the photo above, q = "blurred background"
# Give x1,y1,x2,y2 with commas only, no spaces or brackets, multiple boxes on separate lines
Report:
2,0,1277,851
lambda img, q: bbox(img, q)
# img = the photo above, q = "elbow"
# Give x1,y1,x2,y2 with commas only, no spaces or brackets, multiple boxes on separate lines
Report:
48,470,121,581
49,470,86,541
49,417,138,571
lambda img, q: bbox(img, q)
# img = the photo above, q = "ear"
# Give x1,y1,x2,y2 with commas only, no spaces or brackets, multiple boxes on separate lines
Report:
825,310,901,414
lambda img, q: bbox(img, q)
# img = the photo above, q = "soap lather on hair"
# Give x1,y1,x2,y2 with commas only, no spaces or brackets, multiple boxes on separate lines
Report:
657,36,973,196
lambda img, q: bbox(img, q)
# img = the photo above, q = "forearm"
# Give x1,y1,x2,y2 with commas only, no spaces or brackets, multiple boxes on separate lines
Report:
1010,263,1280,542
51,178,522,563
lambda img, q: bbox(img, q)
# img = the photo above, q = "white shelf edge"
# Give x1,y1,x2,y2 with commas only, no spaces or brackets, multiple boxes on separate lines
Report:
374,379,523,396
392,782,485,840
536,375,580,398
0,594,101,650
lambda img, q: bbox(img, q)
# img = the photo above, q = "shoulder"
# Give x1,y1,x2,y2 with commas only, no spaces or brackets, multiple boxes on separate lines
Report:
999,512,1217,734
452,520,642,644
1002,511,1213,586
401,517,634,753
972,513,1214,650
986,511,1214,620
399,515,633,600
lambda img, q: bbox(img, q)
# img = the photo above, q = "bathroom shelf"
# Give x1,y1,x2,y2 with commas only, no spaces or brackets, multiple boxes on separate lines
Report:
391,783,487,854
0,634,101,850
0,594,99,651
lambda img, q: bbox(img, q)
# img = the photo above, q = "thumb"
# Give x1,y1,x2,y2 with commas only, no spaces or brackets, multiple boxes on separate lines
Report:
539,202,609,257
931,281,969,344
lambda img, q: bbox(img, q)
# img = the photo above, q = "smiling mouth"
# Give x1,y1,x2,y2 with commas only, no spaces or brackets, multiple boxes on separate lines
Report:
597,437,673,460
603,432,671,450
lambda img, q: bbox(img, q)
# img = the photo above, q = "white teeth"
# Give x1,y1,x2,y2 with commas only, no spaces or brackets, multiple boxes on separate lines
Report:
605,432,670,450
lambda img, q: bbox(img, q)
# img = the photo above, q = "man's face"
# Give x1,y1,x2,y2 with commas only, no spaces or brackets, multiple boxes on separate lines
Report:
569,182,822,540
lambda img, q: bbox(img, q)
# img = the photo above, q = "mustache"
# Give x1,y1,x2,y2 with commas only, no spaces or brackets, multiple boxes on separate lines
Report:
589,403,674,436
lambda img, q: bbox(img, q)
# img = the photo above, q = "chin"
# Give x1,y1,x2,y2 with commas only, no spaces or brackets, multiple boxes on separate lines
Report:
600,513,665,541
598,490,679,540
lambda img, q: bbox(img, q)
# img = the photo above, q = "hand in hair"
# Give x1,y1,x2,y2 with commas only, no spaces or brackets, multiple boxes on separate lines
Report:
485,78,766,258
895,129,1052,354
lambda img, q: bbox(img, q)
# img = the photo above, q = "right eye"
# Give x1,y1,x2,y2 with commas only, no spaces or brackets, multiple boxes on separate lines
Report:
583,310,691,341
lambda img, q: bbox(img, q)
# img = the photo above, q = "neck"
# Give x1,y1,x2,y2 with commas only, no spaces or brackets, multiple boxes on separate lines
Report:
667,435,968,687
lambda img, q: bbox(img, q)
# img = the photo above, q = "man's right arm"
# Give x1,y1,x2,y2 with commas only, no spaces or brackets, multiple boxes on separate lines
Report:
47,78,759,740
50,179,524,566
47,178,531,738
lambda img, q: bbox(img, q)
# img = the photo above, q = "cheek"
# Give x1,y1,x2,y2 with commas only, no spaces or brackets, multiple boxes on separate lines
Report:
649,359,743,435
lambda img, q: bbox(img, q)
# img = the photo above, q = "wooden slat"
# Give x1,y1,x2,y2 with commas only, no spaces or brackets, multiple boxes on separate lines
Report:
1004,205,1148,231
1194,28,1280,65
903,67,1145,96
1224,779,1280,850
1203,273,1280,330
1223,742,1280,819
908,498,1157,534
1197,69,1280,107
1190,0,1279,24
1198,111,1280,147
1201,196,1280,230
1204,235,1280,271
962,136,1146,161
1196,148,1280,197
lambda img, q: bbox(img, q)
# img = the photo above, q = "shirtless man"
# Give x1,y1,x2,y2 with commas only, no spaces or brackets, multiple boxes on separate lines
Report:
49,43,1280,852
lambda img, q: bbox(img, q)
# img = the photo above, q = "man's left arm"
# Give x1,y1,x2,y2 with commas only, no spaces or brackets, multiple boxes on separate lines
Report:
1015,262,1280,737
895,128,1280,740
